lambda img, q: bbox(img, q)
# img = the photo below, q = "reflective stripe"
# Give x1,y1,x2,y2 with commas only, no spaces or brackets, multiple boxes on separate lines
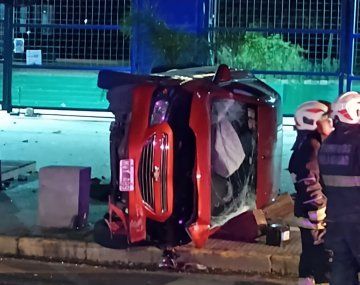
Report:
322,175,360,187
320,143,352,154
318,154,350,166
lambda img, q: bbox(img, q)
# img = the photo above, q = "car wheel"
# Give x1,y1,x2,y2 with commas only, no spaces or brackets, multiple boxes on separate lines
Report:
93,219,129,249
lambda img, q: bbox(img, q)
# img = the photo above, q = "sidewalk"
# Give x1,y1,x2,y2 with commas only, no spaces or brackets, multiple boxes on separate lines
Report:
0,112,300,277
0,172,301,277
0,224,301,277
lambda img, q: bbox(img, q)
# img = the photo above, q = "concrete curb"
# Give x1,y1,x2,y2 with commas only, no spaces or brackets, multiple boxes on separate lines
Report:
86,242,163,265
18,237,86,261
0,236,18,256
271,254,299,276
0,235,299,277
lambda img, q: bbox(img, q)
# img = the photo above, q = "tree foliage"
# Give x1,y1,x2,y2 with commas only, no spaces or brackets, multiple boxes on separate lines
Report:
216,32,309,71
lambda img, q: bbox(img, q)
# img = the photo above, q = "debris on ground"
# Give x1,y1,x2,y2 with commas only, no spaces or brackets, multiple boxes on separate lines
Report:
181,263,208,271
262,193,294,224
17,174,28,182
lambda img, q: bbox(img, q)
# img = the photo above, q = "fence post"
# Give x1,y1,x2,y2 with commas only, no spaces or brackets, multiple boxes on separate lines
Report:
345,0,357,91
130,0,139,74
130,0,211,74
2,1,13,113
339,0,357,94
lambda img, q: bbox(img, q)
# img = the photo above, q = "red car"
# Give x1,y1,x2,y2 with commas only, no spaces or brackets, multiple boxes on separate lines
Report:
95,65,282,249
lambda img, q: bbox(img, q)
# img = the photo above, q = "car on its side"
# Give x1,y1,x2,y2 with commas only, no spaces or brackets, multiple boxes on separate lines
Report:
94,64,282,249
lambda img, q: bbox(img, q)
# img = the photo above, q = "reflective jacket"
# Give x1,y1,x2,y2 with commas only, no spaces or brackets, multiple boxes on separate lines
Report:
318,123,360,223
289,131,323,218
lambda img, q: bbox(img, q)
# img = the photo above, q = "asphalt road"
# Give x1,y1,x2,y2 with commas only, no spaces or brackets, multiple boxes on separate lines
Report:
0,258,297,285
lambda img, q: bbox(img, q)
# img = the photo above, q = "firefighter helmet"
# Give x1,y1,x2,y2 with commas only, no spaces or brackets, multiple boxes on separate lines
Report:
294,101,330,131
332,91,360,124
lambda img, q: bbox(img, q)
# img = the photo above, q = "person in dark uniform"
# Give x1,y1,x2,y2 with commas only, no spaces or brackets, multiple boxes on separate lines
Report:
289,101,333,285
318,92,360,285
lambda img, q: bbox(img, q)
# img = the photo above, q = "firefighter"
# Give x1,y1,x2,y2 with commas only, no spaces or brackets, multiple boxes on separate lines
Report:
289,100,333,285
318,91,360,285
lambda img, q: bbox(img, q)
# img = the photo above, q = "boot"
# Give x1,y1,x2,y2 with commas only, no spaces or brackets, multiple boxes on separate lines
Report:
298,277,315,285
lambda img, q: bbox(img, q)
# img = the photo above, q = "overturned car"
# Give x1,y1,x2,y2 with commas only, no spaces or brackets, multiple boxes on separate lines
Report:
94,64,282,249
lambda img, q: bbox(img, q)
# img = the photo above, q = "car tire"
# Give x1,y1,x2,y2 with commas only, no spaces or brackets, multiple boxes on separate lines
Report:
93,219,129,249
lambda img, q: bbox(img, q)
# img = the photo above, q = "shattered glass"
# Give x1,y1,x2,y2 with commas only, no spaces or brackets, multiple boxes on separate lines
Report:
210,99,258,227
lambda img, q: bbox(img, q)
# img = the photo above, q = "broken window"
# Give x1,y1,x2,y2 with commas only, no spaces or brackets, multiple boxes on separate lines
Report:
210,99,258,227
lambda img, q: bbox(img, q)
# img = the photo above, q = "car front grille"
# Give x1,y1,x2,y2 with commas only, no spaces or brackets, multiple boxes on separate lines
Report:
161,134,168,212
138,134,168,212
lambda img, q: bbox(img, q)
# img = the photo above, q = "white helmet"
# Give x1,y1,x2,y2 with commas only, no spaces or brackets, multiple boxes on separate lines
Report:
294,101,330,131
331,91,360,124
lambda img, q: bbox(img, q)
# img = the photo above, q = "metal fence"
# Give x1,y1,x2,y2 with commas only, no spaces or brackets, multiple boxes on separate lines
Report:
11,0,131,67
354,0,360,74
214,0,341,30
2,0,360,112
0,4,4,57
210,0,342,74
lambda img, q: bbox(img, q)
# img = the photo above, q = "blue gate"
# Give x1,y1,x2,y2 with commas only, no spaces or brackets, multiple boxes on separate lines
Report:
1,0,360,112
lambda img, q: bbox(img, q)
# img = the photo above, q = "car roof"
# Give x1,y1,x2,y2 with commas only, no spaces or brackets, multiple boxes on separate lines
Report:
99,65,280,105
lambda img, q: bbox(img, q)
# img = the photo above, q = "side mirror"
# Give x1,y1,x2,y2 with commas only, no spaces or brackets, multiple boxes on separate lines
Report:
212,64,231,84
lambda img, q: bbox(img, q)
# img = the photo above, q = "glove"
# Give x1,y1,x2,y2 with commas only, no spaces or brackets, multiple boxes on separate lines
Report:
294,217,326,230
305,182,327,208
305,180,321,190
311,229,326,245
308,206,326,222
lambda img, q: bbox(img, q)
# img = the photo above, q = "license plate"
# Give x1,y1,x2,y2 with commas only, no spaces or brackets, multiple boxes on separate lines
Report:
119,159,134,192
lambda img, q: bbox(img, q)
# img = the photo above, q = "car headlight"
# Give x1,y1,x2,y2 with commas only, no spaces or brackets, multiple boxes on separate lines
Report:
150,99,169,126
